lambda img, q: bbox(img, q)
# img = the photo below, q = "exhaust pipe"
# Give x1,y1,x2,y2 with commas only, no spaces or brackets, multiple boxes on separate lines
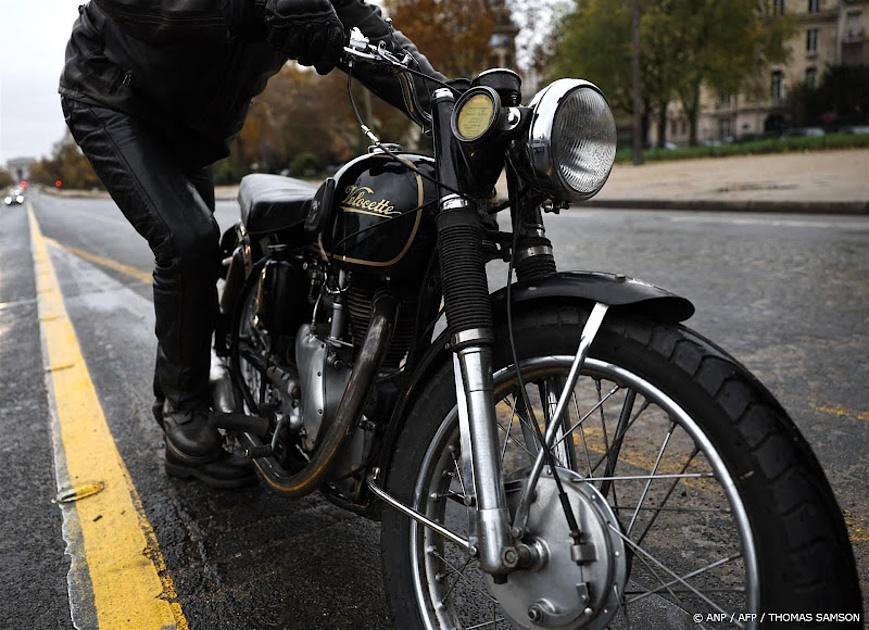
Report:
240,292,397,496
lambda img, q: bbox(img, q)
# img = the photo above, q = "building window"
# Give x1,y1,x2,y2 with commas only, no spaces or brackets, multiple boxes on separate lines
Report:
805,66,817,88
719,118,733,140
806,28,819,53
807,0,819,13
845,11,862,38
771,70,784,103
773,0,786,16
717,93,733,109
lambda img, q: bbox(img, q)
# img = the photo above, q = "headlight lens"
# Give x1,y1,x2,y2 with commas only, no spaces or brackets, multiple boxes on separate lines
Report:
526,79,617,202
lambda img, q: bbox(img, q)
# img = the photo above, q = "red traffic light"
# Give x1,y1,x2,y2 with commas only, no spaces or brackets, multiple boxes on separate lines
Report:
20,180,29,189
55,179,63,189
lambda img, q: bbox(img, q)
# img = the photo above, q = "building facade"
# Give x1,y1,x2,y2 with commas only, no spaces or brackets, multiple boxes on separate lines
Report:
650,0,869,146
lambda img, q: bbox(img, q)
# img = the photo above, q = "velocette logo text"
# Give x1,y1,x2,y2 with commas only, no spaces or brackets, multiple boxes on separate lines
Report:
340,185,399,217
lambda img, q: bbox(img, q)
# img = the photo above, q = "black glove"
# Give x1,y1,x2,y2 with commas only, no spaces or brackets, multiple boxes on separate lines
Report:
265,0,346,75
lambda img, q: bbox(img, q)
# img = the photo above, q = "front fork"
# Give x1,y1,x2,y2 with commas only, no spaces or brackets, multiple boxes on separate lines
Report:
428,87,514,574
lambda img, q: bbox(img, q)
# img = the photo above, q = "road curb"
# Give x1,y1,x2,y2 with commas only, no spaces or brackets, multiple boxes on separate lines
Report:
582,198,869,215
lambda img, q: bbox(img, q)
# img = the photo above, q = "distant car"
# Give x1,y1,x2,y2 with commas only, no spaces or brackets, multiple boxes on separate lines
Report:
782,127,825,137
3,188,25,206
840,124,869,135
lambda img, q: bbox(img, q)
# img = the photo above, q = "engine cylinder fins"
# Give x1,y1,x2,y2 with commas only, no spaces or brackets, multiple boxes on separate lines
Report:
347,286,417,368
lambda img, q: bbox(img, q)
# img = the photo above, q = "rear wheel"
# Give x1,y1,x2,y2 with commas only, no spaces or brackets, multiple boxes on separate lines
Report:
381,304,860,629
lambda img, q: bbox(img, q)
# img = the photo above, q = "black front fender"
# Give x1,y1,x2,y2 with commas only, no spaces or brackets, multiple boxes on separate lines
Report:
490,271,694,323
374,271,694,490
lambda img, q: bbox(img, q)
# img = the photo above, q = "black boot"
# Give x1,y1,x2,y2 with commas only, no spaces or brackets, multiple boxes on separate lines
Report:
162,405,223,464
165,447,258,489
162,405,257,488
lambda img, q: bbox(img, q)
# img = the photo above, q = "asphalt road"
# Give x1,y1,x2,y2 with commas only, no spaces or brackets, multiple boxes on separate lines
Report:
1,188,866,628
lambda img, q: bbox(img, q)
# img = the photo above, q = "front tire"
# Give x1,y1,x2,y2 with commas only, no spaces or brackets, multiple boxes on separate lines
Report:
381,304,860,629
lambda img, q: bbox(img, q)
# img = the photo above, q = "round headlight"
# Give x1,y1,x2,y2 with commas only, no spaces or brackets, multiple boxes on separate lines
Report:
526,79,617,202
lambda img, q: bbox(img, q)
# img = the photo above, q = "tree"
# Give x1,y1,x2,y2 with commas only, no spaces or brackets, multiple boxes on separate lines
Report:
787,65,869,127
657,0,793,145
551,0,793,146
0,169,13,189
386,0,496,77
29,132,101,189
550,0,678,147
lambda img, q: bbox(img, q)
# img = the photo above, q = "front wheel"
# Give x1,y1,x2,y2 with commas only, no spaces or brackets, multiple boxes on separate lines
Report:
381,304,860,629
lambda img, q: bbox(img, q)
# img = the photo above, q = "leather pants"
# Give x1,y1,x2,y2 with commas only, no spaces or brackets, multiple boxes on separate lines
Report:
62,98,220,413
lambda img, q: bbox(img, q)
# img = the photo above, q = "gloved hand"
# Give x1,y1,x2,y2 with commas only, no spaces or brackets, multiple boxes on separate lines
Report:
265,0,346,75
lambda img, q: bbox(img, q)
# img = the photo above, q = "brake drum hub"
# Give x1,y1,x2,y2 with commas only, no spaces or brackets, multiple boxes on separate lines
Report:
490,468,627,629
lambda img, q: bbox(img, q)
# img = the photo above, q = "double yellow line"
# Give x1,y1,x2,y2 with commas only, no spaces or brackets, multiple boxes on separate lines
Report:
28,204,187,629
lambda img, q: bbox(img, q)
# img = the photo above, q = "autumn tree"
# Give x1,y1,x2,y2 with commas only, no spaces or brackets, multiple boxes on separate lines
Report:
29,132,101,189
386,0,496,78
551,0,793,146
0,168,13,189
218,0,500,181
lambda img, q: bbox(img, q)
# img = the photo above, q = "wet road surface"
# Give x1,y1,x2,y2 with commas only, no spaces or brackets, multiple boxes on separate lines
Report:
1,188,866,628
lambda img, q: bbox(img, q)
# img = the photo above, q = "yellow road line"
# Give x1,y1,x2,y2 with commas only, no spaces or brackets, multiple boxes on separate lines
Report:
29,204,187,630
43,236,152,284
812,403,869,423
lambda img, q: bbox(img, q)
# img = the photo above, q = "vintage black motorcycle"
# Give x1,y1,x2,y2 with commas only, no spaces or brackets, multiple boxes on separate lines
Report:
210,29,860,629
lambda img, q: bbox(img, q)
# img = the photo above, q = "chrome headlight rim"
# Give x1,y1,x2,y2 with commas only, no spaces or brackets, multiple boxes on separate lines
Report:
526,78,616,203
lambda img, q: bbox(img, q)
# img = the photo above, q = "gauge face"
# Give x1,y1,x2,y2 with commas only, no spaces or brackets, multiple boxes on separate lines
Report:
455,92,496,141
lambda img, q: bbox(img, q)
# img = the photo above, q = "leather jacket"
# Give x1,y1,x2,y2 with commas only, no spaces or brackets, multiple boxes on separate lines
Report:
59,0,445,167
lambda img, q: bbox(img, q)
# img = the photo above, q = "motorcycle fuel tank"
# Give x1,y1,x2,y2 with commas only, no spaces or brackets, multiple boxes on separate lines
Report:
319,152,438,272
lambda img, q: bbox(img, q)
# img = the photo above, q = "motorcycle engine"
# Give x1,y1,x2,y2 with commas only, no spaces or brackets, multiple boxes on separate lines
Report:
294,323,352,452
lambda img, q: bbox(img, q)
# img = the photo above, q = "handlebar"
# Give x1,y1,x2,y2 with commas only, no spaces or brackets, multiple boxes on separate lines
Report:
342,27,433,130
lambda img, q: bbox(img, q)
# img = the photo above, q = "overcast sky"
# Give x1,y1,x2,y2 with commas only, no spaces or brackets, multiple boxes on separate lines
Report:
0,1,96,165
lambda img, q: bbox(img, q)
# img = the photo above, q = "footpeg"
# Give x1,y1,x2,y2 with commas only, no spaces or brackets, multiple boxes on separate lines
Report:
211,412,270,436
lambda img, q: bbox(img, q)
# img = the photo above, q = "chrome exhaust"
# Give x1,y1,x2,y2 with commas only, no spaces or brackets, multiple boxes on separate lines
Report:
240,292,397,496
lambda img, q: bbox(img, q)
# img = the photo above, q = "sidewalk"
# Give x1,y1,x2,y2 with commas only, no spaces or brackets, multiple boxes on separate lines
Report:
589,148,869,213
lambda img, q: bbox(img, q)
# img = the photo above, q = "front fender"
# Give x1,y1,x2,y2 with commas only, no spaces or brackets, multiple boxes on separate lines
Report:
374,271,694,488
490,271,694,323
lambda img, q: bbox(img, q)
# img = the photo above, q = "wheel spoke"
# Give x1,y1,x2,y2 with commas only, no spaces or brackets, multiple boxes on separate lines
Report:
440,555,473,604
630,552,699,625
553,383,620,448
626,422,675,536
499,394,518,464
627,552,743,604
589,398,651,474
600,388,636,498
428,548,498,605
572,391,595,477
449,446,468,500
466,618,505,630
608,524,740,626
581,472,714,482
635,446,700,548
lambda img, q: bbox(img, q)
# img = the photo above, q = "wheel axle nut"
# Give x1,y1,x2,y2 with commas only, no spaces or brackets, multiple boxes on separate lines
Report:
501,546,519,568
528,604,544,623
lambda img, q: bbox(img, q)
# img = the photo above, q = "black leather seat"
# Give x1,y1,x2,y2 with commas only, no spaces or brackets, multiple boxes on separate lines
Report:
238,174,318,235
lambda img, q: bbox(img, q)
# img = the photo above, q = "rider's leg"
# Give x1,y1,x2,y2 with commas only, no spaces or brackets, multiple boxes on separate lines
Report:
61,97,255,487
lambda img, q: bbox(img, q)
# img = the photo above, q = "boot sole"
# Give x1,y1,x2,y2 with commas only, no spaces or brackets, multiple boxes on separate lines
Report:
165,461,259,489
